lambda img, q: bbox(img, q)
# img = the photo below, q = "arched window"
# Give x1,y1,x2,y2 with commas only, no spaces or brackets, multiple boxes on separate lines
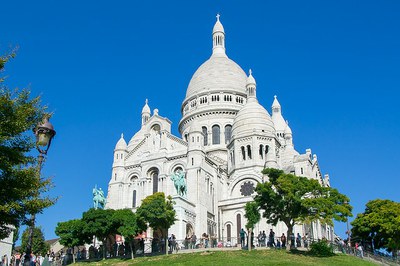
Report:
148,168,159,194
202,126,208,146
132,190,137,208
224,125,232,144
212,125,220,144
265,145,269,156
259,145,264,159
247,145,252,159
227,224,231,242
241,146,246,160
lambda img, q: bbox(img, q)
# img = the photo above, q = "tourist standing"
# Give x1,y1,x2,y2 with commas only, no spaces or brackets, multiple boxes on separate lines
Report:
240,228,246,247
296,233,302,247
262,231,267,247
268,229,276,247
281,233,286,249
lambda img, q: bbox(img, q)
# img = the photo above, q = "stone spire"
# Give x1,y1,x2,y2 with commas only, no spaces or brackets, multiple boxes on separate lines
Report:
246,69,256,99
141,99,151,125
271,95,287,133
212,14,226,57
272,95,281,113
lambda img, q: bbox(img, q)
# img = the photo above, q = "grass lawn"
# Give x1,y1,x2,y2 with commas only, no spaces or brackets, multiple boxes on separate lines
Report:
74,249,376,266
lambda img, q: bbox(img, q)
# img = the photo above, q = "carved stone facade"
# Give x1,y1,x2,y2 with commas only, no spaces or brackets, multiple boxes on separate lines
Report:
106,16,333,243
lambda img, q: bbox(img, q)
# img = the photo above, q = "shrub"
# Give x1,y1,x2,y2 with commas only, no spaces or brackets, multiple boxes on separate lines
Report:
309,240,334,257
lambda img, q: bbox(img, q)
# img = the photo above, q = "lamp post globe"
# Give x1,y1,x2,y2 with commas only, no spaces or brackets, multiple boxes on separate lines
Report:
33,117,56,155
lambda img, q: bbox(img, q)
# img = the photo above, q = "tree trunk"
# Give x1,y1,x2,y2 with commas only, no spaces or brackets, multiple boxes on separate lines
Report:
165,228,168,256
129,241,134,260
72,246,76,264
287,224,294,250
247,228,252,251
103,238,107,260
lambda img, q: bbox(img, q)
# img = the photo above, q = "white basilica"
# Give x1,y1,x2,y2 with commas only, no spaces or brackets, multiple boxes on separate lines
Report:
105,16,333,243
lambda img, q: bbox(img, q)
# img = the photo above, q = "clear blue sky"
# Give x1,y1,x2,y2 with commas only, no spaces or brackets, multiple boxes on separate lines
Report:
1,0,399,242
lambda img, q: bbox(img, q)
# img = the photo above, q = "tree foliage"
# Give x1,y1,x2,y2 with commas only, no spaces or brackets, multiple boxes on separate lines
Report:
55,219,90,248
351,199,400,255
55,219,90,263
81,208,120,259
136,193,176,236
255,168,352,240
113,209,145,241
21,226,49,256
0,52,55,239
136,192,176,254
113,209,145,259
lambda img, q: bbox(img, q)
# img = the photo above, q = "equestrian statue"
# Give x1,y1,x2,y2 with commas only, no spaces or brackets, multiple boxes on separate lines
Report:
93,185,106,209
170,170,187,197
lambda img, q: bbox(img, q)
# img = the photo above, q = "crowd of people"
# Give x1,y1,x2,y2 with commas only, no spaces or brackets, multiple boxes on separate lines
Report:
3,250,64,266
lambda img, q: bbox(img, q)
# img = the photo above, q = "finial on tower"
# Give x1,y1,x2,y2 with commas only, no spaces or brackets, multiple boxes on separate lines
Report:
121,133,124,138
272,95,281,111
249,69,252,76
212,14,226,56
145,98,148,104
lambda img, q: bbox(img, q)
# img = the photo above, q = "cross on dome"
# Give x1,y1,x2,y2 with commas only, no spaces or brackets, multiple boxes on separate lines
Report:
216,13,220,21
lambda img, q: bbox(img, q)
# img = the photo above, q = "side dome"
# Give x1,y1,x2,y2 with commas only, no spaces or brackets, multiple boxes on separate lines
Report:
115,134,127,150
232,98,275,138
184,56,247,100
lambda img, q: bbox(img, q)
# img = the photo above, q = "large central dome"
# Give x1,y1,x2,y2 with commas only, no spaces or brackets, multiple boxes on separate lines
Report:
185,56,247,100
183,15,247,101
179,15,249,136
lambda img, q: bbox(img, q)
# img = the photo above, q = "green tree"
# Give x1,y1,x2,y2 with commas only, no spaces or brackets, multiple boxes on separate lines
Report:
136,192,176,255
55,219,90,263
21,226,49,256
113,209,146,259
254,168,352,248
244,201,260,251
351,199,400,256
81,208,118,259
0,52,55,239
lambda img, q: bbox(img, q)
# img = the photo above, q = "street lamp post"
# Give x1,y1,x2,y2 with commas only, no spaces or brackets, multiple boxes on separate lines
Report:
25,118,56,260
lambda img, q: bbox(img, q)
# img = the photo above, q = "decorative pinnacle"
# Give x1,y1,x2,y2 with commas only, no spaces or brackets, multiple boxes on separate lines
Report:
274,95,277,99
145,99,148,104
249,69,252,76
216,13,220,21
121,133,124,138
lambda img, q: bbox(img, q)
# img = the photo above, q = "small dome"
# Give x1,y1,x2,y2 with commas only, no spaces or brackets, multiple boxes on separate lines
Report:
213,16,224,33
115,133,127,150
232,98,275,138
246,69,256,86
271,96,286,132
272,95,280,109
142,99,150,114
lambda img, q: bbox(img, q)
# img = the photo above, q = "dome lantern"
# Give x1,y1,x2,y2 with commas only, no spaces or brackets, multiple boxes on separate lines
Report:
246,69,256,99
212,14,226,57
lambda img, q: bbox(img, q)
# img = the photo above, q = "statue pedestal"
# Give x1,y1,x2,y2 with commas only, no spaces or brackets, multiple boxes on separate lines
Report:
170,196,196,241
